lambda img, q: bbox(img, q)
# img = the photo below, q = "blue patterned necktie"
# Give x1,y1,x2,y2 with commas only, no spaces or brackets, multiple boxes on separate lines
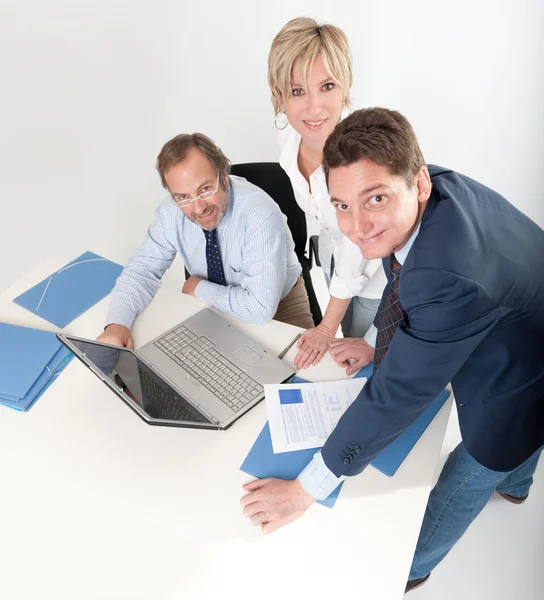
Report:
373,254,403,372
203,228,226,286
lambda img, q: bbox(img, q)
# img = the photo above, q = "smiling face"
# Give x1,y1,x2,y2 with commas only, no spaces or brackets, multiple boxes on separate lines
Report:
164,148,229,231
283,54,344,149
328,160,431,259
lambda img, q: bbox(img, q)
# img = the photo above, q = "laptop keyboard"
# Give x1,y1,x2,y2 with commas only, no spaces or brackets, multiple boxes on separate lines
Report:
154,325,264,411
139,368,207,423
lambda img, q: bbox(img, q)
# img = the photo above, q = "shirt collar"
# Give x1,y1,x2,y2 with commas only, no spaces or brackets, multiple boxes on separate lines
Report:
394,222,421,266
278,124,302,172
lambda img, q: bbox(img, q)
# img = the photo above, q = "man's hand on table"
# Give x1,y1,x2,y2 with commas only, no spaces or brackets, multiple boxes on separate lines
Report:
96,324,134,349
329,336,374,375
241,477,316,534
182,276,202,297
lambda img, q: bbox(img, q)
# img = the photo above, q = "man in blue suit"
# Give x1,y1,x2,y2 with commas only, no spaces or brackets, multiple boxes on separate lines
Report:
240,108,544,592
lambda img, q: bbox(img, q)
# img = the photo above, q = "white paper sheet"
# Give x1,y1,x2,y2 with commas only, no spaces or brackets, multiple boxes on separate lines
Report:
265,379,367,454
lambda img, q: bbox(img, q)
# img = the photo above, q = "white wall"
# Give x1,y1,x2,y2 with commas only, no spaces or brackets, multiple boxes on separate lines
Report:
2,0,543,291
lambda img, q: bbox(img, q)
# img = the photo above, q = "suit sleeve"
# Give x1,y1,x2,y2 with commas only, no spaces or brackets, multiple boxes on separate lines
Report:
321,268,504,477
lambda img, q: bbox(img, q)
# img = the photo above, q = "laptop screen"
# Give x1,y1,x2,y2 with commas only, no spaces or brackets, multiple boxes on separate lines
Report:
66,338,210,423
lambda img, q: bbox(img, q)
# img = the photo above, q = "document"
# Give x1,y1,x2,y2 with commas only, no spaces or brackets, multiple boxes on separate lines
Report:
265,379,367,454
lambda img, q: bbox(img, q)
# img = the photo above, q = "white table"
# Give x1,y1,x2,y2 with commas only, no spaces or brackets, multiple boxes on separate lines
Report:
0,256,452,600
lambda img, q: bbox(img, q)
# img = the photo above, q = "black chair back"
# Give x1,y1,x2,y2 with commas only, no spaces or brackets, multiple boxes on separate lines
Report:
231,162,323,326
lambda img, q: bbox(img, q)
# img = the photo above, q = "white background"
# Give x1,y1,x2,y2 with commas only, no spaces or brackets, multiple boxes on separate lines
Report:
1,3,543,597
1,0,543,291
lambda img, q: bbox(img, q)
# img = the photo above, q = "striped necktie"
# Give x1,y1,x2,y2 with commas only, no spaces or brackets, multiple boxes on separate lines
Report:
203,228,226,286
373,255,403,372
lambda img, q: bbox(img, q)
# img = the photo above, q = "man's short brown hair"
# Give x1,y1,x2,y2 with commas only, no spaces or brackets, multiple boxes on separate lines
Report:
156,133,231,190
323,108,426,185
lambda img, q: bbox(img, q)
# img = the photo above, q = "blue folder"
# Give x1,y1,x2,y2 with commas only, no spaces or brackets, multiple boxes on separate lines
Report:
0,323,63,399
240,422,344,508
351,365,451,476
13,251,124,328
0,343,65,400
0,347,73,411
369,389,450,476
240,364,450,507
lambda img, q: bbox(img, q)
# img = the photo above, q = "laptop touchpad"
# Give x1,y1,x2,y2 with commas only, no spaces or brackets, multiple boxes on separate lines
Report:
234,345,262,367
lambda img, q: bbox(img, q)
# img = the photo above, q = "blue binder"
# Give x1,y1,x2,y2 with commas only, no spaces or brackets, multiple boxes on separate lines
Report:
13,251,123,328
0,323,63,399
0,343,65,400
240,364,450,506
0,347,73,411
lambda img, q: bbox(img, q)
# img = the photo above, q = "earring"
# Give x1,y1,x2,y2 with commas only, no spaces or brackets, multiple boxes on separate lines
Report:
274,111,288,130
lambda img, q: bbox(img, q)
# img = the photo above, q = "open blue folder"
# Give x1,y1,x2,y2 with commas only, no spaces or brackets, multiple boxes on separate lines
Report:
13,251,123,328
240,364,450,508
0,347,73,411
0,323,63,399
241,422,344,508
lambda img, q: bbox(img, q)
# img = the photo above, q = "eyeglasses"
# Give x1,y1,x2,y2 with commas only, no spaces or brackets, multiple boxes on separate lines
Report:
171,173,220,208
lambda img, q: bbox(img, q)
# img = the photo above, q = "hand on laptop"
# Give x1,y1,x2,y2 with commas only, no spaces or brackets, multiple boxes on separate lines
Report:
293,324,334,370
241,477,316,534
329,337,374,375
96,324,134,349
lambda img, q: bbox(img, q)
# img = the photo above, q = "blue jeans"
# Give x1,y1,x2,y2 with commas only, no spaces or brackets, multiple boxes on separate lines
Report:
409,442,543,580
325,257,381,338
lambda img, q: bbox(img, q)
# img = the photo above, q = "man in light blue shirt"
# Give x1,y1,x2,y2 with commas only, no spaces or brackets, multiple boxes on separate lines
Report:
99,133,313,348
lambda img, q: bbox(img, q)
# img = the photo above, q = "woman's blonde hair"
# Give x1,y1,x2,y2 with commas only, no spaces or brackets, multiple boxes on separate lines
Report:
268,17,353,114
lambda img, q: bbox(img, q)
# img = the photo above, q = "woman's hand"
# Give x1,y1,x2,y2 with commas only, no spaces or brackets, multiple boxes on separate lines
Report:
293,324,335,369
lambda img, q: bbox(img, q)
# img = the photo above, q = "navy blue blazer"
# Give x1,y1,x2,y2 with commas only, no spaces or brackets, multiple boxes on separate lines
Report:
322,166,544,476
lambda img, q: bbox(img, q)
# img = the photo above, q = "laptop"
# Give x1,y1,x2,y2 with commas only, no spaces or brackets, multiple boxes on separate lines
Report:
57,308,295,430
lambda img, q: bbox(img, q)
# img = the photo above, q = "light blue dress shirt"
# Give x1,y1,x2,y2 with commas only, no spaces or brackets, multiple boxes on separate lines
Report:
299,224,422,500
106,175,301,329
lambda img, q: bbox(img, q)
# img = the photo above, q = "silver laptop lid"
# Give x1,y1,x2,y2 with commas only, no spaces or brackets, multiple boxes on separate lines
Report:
57,335,219,430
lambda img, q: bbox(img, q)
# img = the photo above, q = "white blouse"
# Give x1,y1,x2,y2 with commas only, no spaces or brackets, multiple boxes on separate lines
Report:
277,124,386,300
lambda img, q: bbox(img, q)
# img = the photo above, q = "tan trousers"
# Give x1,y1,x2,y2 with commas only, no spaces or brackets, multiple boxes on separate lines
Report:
273,277,315,330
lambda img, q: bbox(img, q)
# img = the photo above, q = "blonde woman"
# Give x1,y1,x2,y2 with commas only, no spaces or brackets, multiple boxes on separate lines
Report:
268,17,386,370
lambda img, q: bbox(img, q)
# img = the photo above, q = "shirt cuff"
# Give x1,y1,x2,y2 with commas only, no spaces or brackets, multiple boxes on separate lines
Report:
298,451,346,501
105,306,137,330
364,324,377,348
328,272,371,300
327,273,356,300
194,279,221,305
